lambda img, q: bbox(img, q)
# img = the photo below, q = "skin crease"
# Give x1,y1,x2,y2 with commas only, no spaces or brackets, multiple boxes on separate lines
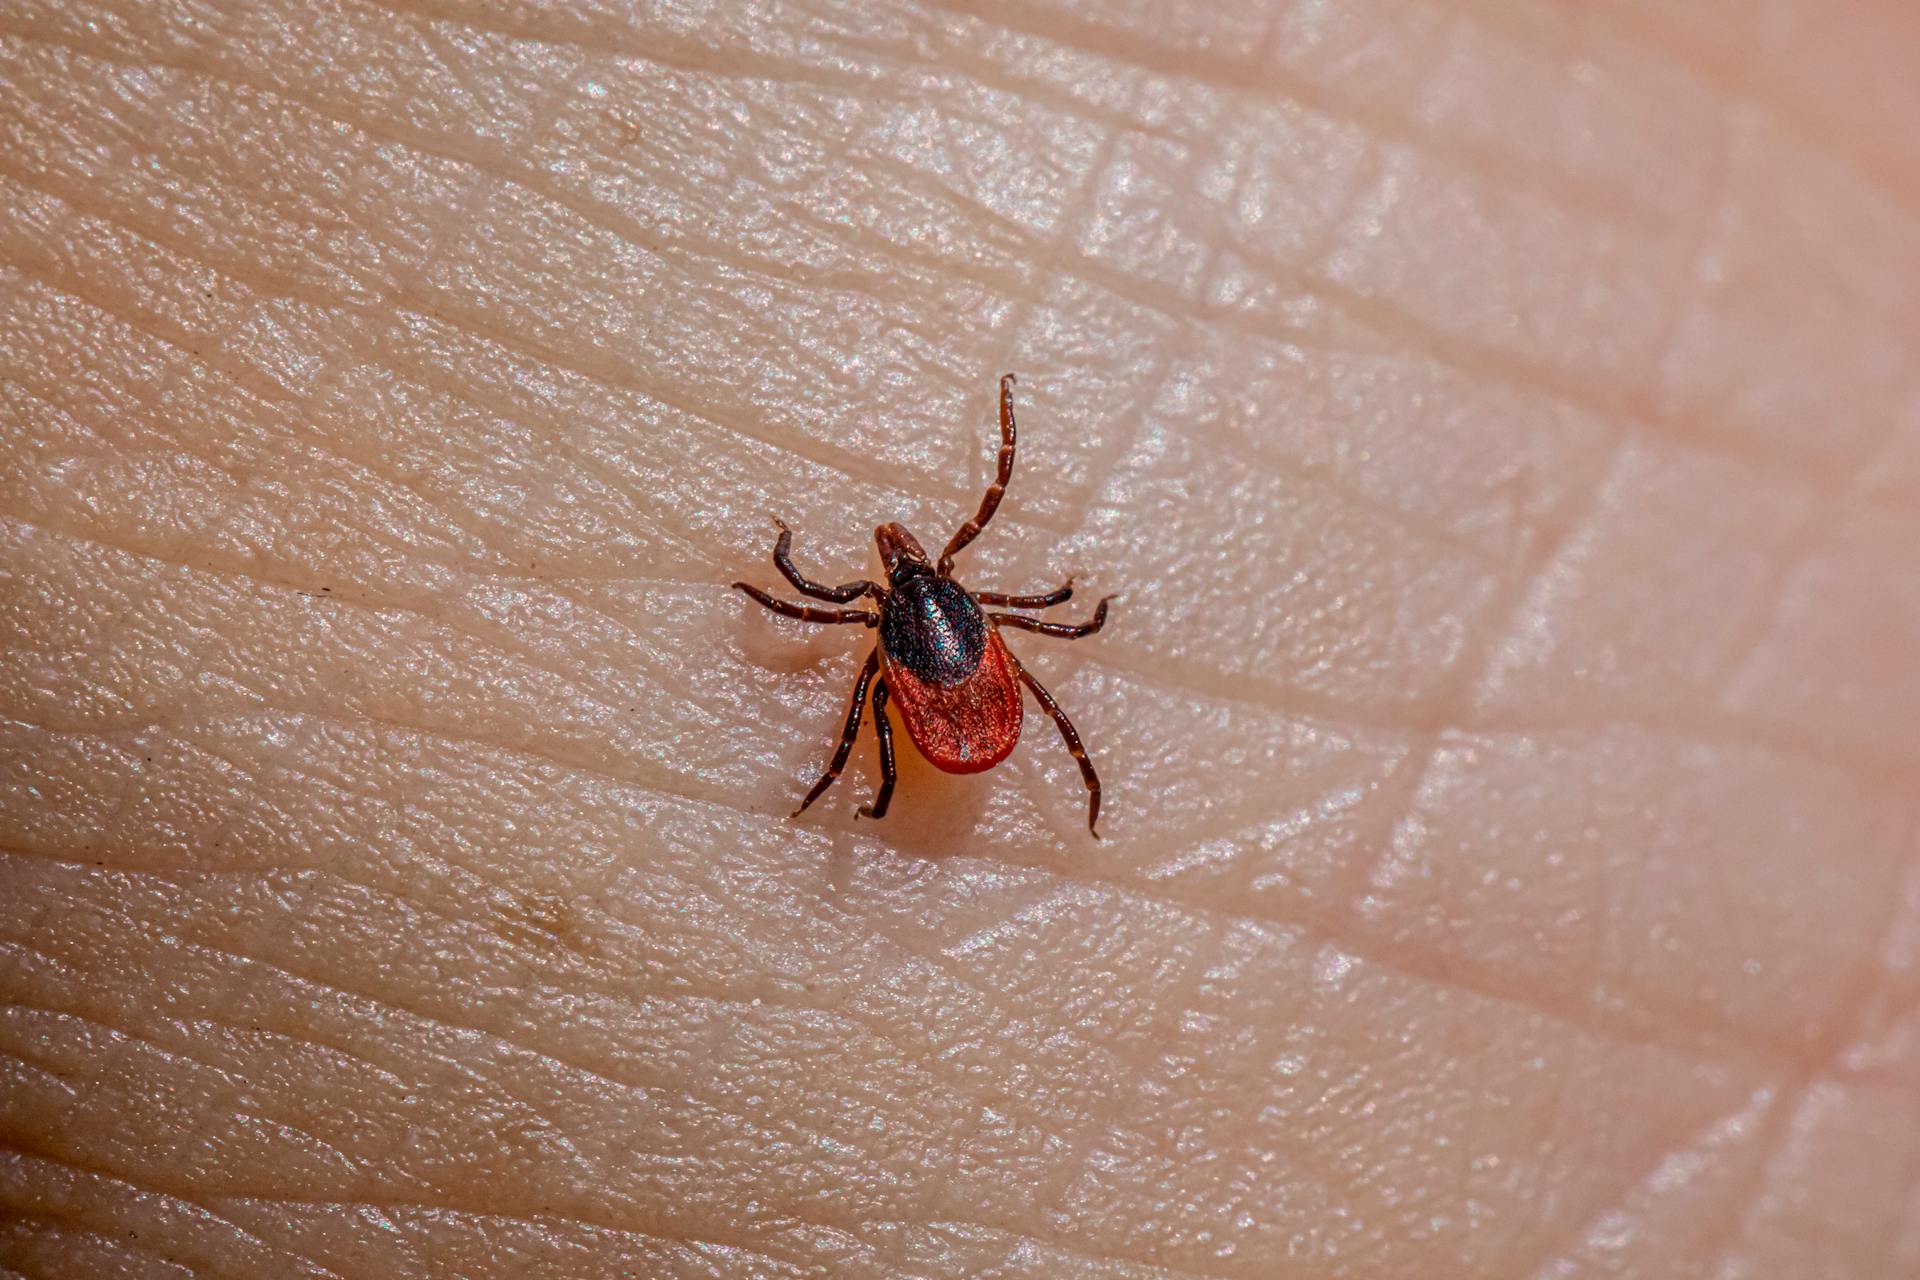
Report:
3,0,1920,1275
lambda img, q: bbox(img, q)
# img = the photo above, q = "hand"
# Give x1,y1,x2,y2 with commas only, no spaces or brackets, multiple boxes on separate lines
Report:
4,3,1917,1275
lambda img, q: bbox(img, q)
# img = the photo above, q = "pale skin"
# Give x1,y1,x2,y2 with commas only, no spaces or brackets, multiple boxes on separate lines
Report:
3,1,1920,1276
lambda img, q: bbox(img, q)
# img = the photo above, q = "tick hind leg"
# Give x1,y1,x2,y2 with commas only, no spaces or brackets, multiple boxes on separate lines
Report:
768,518,883,603
1013,659,1103,838
938,373,1018,576
991,596,1111,639
857,678,897,821
795,649,880,816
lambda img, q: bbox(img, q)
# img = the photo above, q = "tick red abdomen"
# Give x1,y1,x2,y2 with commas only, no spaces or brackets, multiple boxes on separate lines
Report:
881,626,1023,773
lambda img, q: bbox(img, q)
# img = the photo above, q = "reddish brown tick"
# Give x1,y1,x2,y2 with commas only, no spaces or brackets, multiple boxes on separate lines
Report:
735,374,1112,836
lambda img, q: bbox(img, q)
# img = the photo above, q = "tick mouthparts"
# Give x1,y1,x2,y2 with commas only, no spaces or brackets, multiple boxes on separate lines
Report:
875,522,931,579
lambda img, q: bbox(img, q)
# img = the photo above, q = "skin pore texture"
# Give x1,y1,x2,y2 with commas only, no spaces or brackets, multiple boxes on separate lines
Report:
3,0,1920,1276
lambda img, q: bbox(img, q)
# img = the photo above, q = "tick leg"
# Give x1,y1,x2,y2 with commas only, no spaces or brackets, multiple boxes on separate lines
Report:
937,372,1018,576
735,582,878,627
1013,659,1102,838
857,678,897,821
795,648,880,816
975,577,1073,609
991,596,1111,639
769,518,884,603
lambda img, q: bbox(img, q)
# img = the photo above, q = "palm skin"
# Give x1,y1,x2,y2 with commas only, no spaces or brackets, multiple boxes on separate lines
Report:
3,2,1920,1276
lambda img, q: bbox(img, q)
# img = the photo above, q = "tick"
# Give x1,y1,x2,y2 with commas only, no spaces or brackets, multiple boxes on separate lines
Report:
735,374,1113,836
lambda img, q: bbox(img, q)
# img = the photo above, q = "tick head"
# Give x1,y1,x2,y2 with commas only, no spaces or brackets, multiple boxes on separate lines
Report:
875,522,932,584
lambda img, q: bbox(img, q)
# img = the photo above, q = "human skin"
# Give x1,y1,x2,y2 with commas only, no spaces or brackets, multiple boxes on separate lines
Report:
3,0,1920,1275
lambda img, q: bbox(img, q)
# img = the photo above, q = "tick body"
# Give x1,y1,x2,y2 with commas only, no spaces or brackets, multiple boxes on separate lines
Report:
734,374,1112,836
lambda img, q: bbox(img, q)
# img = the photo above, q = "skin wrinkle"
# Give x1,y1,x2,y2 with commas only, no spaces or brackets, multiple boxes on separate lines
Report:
1519,1079,1780,1279
1405,0,1920,241
1103,240,1920,517
1036,73,1300,535
1580,0,1920,220
0,70,1048,532
3,1,1919,1276
3,910,690,1115
1519,812,1920,1275
0,1219,201,1280
3,882,756,1113
20,510,1605,770
429,56,1062,342
2,910,831,1091
0,155,339,315
18,24,1911,512
1248,19,1612,922
152,851,795,1030
929,1229,1216,1280
921,0,1688,240
0,759,1804,1228
1257,4,1913,454
15,206,744,579
0,528,798,811
938,1230,1238,1280
224,1206,814,1279
0,1001,261,1103
1692,960,1911,1275
1748,809,1920,1219
1029,107,1509,754
10,53,1905,546
1027,910,1233,1256
0,959,922,1272
6,478,1465,804
68,821,1787,1108
0,462,584,603
188,683,1300,937
1701,406,1920,716
1007,210,1920,529
970,93,1137,531
8,668,1802,1080
6,629,791,822
1091,11,1895,1239
1638,87,1746,439
0,259,316,438
0,1144,795,1279
966,78,1188,831
1334,433,1638,964
11,644,1443,898
106,851,1054,1218
0,695,1892,1067
0,159,964,525
6,834,1247,1218
0,1179,331,1280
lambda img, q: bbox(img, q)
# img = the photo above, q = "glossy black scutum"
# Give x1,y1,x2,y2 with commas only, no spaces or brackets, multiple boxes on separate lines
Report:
881,575,987,687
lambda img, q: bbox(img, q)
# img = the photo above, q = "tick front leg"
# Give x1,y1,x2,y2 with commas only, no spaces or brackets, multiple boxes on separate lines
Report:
975,577,1073,609
795,648,880,817
857,678,897,821
735,582,879,627
1013,659,1103,838
990,596,1111,639
769,518,884,603
937,373,1018,576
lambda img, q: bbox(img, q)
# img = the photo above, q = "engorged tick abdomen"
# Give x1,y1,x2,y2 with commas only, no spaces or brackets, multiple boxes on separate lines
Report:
880,574,986,687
